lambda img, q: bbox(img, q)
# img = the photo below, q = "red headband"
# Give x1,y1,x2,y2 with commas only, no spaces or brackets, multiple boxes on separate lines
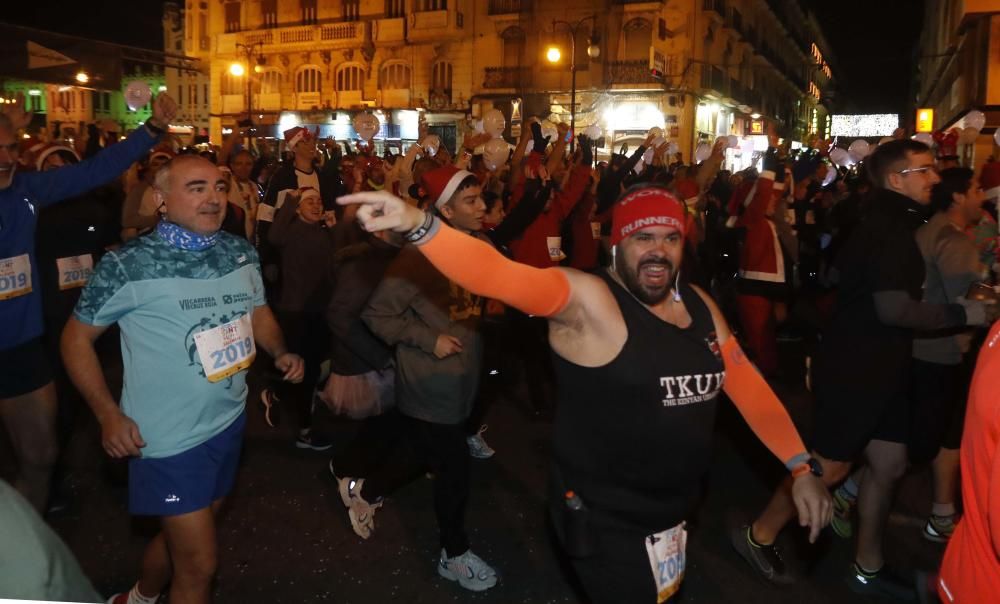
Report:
610,187,686,247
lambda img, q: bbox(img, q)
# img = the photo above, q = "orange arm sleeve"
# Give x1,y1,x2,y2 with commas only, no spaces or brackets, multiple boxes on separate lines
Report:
721,337,809,472
416,221,571,318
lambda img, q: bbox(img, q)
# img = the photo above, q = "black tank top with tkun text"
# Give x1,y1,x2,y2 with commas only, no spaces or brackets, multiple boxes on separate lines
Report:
552,270,725,533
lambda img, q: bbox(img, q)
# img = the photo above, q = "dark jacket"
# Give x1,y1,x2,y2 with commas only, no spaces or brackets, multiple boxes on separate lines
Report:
267,194,338,313
362,239,487,424
326,237,400,376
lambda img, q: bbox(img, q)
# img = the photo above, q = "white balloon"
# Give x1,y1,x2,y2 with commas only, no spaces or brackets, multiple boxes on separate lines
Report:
994,128,1000,148
353,113,380,140
822,167,837,187
848,139,870,160
648,126,663,139
912,132,934,146
727,135,739,149
584,124,602,140
829,147,850,167
422,134,441,157
125,81,152,111
483,138,510,172
965,110,986,132
473,119,485,134
695,142,711,163
959,127,979,145
483,109,505,137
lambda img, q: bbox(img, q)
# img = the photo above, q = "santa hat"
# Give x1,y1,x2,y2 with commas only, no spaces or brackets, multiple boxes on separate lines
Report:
674,178,700,210
34,143,80,170
981,160,1000,201
297,186,321,202
284,126,314,149
420,165,475,209
934,129,959,160
611,186,686,247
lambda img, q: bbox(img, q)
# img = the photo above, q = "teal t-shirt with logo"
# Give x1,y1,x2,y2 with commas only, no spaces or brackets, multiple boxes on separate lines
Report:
74,231,266,458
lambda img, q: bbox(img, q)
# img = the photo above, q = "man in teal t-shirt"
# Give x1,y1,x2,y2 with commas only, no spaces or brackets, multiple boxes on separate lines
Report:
62,155,304,604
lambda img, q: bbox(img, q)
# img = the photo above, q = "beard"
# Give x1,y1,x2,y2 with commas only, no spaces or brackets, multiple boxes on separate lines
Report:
615,254,674,306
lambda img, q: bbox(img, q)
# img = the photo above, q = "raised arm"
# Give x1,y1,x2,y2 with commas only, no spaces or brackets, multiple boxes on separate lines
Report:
340,191,572,321
24,95,176,208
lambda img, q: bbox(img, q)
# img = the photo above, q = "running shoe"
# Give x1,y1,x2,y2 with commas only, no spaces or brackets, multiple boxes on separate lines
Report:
333,471,381,539
466,425,495,459
259,388,281,428
831,486,856,539
922,514,956,543
730,525,794,585
295,429,333,451
847,563,918,601
438,549,498,592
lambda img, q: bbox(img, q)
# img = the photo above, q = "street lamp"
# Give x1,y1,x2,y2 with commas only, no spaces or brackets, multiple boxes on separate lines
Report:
230,41,264,133
547,15,599,151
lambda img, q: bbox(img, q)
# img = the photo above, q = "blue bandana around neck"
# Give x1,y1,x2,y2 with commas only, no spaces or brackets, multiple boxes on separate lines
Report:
156,220,219,251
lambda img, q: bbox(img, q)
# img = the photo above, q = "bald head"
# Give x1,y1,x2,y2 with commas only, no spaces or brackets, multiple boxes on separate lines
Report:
152,155,228,236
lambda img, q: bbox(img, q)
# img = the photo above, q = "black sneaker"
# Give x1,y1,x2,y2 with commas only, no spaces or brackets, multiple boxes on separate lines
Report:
847,563,918,601
295,429,333,451
259,389,281,428
730,525,794,585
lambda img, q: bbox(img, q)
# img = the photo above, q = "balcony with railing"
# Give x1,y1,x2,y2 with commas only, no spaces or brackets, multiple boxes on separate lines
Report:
216,22,364,55
488,0,530,14
605,60,662,87
700,65,727,94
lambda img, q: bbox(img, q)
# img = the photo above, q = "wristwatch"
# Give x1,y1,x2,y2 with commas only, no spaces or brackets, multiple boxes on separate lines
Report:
792,457,823,478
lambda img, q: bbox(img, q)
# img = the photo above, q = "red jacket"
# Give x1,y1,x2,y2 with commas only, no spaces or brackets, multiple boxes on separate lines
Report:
509,163,592,268
568,191,599,270
736,171,784,284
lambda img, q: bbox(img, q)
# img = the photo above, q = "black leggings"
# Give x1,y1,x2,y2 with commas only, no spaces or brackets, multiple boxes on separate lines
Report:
275,310,330,430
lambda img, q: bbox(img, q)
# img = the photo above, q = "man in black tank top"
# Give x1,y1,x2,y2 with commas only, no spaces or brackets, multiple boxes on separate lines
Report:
339,153,831,603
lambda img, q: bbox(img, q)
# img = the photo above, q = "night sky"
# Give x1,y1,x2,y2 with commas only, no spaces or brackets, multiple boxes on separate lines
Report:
4,0,925,115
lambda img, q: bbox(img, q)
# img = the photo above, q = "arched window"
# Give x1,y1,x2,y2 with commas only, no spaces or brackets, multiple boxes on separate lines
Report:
623,18,652,62
380,62,411,90
259,69,283,95
501,26,525,68
336,64,364,91
296,65,322,93
432,61,453,92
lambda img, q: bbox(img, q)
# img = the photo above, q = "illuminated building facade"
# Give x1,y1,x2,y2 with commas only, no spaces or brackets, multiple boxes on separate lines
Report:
915,0,1000,169
169,0,835,159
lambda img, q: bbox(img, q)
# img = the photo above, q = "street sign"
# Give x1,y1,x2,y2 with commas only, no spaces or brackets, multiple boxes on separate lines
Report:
649,47,666,80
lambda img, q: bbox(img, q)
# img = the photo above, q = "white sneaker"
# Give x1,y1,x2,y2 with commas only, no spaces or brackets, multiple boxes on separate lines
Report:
466,425,495,459
333,471,381,540
438,549,498,592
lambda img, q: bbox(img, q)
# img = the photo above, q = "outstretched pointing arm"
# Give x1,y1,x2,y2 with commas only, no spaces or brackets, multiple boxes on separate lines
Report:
338,190,571,319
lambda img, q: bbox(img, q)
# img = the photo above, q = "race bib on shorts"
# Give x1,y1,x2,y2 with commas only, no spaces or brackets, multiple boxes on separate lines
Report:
645,522,687,603
56,254,94,290
256,204,275,223
0,254,32,300
193,314,256,382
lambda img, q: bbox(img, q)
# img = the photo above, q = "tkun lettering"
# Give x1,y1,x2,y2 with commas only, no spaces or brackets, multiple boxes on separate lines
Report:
660,371,725,407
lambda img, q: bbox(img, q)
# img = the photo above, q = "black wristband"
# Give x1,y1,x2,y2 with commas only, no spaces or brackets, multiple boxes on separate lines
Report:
404,211,438,244
144,121,166,137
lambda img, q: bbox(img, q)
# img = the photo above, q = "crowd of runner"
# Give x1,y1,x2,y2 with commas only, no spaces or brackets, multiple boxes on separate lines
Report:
1,91,998,604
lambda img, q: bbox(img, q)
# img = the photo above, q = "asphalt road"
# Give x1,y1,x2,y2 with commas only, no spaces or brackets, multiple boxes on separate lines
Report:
2,341,946,603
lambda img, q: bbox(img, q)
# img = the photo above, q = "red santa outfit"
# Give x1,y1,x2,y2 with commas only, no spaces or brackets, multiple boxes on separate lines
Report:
734,170,783,376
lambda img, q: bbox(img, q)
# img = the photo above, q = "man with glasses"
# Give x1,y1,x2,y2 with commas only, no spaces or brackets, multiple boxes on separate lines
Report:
733,140,997,599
